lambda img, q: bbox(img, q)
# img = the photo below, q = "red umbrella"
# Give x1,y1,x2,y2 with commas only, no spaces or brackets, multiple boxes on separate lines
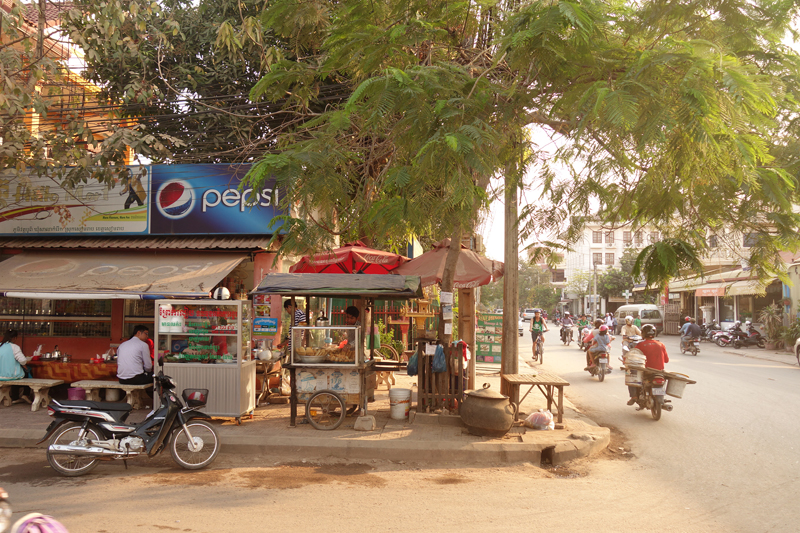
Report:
289,241,409,274
393,238,504,288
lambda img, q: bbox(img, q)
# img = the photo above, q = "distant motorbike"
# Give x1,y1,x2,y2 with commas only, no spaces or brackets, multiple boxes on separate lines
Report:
40,373,220,477
560,325,573,345
586,348,610,381
681,337,701,356
734,327,766,349
577,326,589,350
622,334,643,356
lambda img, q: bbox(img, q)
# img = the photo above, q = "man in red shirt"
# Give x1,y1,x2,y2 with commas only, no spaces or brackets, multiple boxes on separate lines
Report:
627,324,669,405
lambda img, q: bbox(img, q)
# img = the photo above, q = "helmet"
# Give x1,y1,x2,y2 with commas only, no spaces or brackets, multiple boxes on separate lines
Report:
625,316,633,323
564,312,570,316
211,287,231,300
11,514,69,533
599,325,608,332
745,320,751,326
684,316,691,322
642,324,656,338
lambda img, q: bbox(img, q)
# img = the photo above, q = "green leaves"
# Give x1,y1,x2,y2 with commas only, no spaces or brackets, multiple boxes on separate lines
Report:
631,240,705,291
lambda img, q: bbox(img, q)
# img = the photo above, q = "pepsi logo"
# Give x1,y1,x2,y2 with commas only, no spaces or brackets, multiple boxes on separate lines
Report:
156,179,195,220
11,259,78,278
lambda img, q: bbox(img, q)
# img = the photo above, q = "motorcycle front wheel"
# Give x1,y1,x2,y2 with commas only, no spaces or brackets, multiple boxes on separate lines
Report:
733,340,742,349
170,421,220,470
716,338,726,347
47,422,102,477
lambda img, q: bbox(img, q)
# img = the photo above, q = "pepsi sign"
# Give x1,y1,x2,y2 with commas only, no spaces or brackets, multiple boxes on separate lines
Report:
150,164,284,235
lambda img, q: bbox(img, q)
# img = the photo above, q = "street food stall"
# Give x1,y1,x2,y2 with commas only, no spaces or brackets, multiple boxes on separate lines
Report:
251,273,423,430
154,299,255,420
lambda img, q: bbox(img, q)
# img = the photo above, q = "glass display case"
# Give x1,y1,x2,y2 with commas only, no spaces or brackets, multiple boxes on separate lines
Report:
290,326,363,367
155,299,255,419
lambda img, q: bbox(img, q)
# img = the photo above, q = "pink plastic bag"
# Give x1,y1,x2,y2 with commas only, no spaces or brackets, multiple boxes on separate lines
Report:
524,409,554,430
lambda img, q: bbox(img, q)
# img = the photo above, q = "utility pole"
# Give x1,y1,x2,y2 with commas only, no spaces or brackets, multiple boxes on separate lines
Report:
593,262,599,319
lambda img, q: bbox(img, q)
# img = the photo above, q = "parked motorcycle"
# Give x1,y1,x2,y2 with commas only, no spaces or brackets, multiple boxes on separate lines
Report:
714,327,738,347
681,337,701,356
40,373,220,477
734,326,766,349
700,321,721,342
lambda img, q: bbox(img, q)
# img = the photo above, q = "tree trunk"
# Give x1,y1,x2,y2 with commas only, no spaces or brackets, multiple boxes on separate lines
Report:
501,161,519,400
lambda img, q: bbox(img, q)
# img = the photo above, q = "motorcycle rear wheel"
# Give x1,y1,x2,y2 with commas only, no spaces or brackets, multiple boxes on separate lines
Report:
733,340,742,349
170,421,220,470
716,338,726,347
598,364,605,382
651,399,662,421
47,422,102,477
757,339,766,349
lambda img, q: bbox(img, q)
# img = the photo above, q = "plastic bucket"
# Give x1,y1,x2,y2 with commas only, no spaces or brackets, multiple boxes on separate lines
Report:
666,373,691,398
624,368,643,387
67,387,86,401
389,388,411,420
105,388,121,402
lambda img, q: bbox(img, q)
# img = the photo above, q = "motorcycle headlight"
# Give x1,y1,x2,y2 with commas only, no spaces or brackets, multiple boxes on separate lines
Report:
168,377,178,389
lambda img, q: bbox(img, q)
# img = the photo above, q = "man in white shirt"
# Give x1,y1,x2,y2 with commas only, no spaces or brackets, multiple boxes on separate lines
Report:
116,325,153,385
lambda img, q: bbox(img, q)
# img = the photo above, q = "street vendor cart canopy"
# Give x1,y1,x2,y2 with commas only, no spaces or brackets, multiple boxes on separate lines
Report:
0,250,246,299
251,273,423,299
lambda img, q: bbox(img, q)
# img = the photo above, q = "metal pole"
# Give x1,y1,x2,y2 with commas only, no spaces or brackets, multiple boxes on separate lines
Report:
593,263,598,318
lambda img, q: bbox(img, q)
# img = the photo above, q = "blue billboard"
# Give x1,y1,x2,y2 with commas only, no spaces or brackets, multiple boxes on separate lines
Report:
149,164,283,235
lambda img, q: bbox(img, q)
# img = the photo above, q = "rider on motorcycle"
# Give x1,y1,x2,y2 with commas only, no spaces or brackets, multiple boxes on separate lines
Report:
576,314,590,343
560,312,574,343
620,316,641,351
680,317,702,351
627,324,670,405
583,318,604,369
587,325,614,367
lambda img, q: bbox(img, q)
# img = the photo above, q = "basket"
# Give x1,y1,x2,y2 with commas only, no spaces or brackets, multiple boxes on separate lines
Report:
182,388,209,407
665,373,692,398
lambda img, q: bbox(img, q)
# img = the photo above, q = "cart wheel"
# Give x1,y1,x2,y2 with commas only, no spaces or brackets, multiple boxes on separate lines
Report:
306,390,346,430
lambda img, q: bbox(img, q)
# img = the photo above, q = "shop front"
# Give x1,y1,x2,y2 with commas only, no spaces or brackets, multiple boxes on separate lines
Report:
0,164,286,381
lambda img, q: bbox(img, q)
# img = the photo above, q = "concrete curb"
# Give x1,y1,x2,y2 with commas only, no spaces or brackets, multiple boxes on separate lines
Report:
0,420,610,466
723,349,798,367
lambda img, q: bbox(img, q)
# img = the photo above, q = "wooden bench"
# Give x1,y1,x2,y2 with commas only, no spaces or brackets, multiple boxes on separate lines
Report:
0,378,65,412
70,380,153,409
502,370,570,423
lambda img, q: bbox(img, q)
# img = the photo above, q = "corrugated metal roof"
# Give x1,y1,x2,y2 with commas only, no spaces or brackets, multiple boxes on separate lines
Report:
0,236,273,251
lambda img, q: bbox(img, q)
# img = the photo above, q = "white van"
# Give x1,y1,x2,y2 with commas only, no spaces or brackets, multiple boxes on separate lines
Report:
613,304,664,335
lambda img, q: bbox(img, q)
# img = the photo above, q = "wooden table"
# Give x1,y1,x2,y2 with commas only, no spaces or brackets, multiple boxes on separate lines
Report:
29,361,117,382
502,370,570,423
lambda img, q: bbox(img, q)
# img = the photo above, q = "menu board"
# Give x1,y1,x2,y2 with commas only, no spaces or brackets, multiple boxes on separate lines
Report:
252,294,277,336
475,313,503,363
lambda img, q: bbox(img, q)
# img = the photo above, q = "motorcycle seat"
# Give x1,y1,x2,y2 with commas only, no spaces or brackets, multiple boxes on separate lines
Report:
51,399,133,412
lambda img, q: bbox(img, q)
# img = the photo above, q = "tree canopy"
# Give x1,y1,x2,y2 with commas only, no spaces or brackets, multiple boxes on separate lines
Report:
9,0,800,283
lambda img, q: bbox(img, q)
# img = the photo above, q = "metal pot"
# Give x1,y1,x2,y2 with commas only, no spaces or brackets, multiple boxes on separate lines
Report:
460,383,516,438
60,355,71,363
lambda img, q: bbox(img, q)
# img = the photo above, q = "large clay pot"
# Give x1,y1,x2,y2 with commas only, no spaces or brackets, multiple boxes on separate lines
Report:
460,383,516,437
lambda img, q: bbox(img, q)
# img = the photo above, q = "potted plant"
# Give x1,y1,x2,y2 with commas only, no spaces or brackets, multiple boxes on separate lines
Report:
757,303,783,350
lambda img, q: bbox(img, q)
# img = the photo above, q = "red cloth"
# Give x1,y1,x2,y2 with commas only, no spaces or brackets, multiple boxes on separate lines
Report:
636,339,669,370
147,338,155,361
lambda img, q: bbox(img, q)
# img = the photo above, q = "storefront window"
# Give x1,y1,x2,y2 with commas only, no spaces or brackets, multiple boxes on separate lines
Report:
752,281,782,321
721,297,735,322
0,298,112,337
738,296,753,322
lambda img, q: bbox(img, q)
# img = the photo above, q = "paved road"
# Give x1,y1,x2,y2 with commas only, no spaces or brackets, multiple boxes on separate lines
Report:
523,325,800,532
1,327,798,532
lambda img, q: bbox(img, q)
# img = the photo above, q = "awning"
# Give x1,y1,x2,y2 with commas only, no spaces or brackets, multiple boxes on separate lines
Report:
0,251,246,299
251,273,423,299
726,280,768,296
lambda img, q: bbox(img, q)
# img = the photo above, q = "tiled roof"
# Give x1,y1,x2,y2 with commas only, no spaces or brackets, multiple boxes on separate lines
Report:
22,0,73,25
0,236,275,251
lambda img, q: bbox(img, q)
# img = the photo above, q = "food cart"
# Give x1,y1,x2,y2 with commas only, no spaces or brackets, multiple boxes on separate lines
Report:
154,299,255,421
250,273,422,430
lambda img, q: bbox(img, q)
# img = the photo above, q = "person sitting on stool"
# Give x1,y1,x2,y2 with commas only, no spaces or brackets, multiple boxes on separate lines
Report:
117,325,153,385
